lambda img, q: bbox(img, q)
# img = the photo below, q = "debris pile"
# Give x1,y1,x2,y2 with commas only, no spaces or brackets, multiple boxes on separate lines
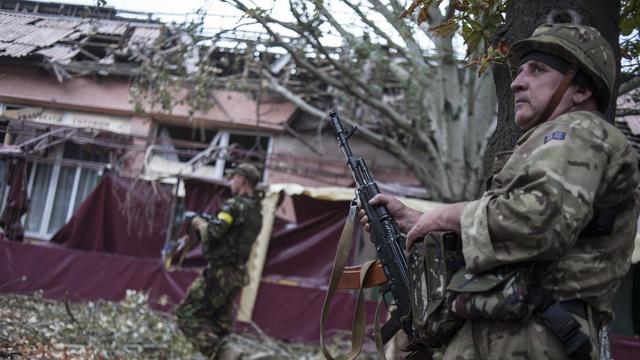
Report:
0,291,376,359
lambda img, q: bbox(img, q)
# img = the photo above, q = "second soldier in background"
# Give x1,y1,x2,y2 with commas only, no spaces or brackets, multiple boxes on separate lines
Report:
175,163,263,359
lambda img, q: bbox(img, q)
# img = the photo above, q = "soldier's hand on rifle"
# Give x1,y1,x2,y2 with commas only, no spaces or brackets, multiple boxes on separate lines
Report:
357,193,421,234
184,210,198,223
405,202,468,249
190,215,209,242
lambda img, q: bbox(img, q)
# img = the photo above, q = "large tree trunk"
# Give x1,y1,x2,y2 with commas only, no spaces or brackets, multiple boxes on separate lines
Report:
483,0,621,174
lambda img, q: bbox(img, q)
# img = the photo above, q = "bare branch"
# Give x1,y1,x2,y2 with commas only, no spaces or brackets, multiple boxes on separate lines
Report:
288,3,381,98
617,108,640,117
619,77,640,95
261,69,385,145
314,4,359,45
338,0,409,58
369,0,428,60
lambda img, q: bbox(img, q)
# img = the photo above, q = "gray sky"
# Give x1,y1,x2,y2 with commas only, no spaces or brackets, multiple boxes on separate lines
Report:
58,0,297,27
61,0,218,15
57,0,326,42
52,0,450,55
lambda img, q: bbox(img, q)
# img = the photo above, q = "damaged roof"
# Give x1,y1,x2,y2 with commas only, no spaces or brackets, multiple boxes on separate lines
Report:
0,2,161,73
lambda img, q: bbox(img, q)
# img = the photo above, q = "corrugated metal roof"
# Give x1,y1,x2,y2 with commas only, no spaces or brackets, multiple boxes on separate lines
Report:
127,27,160,48
14,25,76,47
35,17,86,29
0,13,38,25
92,20,129,35
36,44,79,64
0,9,162,69
0,23,34,42
0,41,36,57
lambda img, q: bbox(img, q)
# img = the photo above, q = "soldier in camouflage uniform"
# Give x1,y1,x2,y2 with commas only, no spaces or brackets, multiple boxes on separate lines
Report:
175,163,263,359
362,23,640,359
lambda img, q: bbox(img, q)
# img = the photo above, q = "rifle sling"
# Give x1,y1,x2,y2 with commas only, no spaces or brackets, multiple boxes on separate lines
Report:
320,201,367,360
320,201,391,360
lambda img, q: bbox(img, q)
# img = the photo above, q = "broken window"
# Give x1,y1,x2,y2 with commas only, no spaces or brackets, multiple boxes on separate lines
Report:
24,142,109,238
150,123,271,182
226,132,270,182
156,124,218,162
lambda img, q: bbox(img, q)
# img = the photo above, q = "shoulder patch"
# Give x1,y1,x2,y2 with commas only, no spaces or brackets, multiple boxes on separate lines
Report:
544,131,566,144
217,211,234,225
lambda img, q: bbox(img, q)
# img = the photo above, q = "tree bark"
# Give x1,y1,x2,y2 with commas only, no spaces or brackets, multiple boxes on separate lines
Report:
483,0,621,175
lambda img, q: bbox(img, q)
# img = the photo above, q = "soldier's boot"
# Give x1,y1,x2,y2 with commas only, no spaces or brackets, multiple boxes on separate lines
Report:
215,344,243,360
210,338,243,360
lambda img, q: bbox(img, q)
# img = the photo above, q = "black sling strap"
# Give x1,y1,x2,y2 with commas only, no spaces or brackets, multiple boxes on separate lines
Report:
580,197,634,237
534,290,592,360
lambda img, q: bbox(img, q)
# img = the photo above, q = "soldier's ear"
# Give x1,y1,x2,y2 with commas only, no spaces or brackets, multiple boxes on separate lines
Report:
572,85,595,107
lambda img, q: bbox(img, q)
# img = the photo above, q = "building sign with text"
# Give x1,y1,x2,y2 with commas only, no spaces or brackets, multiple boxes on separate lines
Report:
5,107,132,135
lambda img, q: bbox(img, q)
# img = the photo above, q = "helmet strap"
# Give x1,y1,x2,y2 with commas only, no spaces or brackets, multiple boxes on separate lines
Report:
532,64,578,126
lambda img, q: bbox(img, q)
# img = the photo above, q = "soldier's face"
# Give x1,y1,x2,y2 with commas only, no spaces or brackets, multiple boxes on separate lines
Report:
511,60,574,129
229,174,244,195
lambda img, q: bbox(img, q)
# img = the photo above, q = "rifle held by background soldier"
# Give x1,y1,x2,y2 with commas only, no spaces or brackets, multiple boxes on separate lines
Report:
161,211,213,269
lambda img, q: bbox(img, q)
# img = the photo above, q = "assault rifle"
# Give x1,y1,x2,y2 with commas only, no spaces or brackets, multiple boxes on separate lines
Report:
161,211,213,269
329,111,412,344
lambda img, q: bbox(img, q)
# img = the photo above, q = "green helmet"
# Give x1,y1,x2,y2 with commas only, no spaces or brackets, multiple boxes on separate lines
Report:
508,23,616,112
225,163,261,185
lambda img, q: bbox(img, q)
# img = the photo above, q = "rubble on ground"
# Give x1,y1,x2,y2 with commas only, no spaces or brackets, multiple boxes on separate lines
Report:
0,291,376,359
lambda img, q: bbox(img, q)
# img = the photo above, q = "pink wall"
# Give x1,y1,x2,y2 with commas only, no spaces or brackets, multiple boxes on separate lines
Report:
0,65,295,132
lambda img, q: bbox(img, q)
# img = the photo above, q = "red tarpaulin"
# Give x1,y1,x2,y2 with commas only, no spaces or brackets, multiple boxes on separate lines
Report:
263,194,358,286
50,173,173,258
0,239,197,311
612,335,640,359
182,177,230,215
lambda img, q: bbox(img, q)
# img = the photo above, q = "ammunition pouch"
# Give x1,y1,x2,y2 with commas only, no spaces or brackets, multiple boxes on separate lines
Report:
447,264,540,321
408,231,465,349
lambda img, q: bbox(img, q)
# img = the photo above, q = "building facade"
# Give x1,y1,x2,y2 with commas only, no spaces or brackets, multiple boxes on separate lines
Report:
0,0,421,240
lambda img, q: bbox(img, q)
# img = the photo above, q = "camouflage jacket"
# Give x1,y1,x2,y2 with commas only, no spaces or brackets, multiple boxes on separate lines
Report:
203,193,263,271
461,110,640,321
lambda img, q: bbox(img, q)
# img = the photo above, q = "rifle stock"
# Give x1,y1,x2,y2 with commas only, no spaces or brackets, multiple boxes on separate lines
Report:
329,111,412,344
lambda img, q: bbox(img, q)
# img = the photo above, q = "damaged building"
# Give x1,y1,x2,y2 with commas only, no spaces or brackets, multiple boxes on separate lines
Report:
0,0,422,240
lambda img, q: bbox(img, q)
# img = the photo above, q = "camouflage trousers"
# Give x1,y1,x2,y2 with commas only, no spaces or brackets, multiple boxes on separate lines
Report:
440,312,599,360
175,268,243,358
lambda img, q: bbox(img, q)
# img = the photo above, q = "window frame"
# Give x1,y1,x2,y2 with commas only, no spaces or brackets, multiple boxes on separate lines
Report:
153,123,273,183
24,144,107,240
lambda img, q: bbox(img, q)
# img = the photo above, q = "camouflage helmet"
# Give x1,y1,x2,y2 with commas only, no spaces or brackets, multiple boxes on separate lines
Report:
225,163,261,185
508,23,616,112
